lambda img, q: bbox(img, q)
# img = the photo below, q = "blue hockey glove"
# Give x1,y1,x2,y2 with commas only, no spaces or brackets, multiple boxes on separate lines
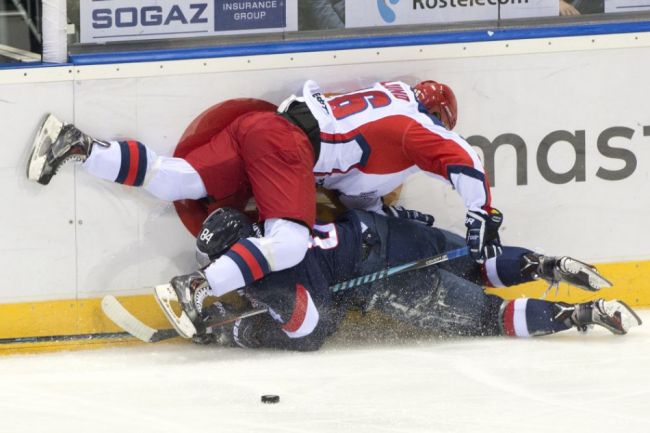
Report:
465,208,503,262
383,205,435,226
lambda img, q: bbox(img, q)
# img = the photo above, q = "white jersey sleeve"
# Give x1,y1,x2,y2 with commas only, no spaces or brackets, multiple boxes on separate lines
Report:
204,218,310,297
304,80,492,214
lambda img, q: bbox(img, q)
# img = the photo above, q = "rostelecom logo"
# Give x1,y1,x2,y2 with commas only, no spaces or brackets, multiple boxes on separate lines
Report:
377,0,401,23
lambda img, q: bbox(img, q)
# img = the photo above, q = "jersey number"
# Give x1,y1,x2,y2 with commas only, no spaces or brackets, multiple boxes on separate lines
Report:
329,90,391,120
311,223,339,250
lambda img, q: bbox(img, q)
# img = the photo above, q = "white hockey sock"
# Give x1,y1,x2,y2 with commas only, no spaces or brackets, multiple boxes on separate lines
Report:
144,156,207,201
83,141,207,201
83,140,155,187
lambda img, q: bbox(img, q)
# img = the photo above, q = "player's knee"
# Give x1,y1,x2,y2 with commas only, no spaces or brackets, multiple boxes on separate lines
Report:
143,156,207,201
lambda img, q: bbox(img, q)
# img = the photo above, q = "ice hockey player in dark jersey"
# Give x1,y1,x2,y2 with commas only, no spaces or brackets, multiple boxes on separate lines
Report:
165,208,640,351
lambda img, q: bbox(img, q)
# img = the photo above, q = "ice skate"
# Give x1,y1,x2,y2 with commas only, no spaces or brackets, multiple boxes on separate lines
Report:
26,113,108,185
522,253,612,292
154,271,211,339
555,299,642,335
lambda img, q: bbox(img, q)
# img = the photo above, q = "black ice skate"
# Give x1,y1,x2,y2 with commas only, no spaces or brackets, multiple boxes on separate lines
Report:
554,299,642,335
154,271,211,339
522,253,612,292
27,113,109,185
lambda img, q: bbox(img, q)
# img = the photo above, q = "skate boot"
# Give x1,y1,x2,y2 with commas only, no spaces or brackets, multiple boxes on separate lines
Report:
554,299,642,335
154,271,211,339
521,253,612,292
27,113,109,185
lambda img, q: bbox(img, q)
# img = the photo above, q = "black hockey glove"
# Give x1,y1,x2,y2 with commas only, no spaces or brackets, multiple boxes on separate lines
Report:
465,208,503,262
192,301,238,345
382,205,435,226
192,301,268,348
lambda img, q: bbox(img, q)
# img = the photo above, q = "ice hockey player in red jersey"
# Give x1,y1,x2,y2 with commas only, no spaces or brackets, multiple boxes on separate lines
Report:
26,78,497,304
279,79,502,262
163,207,639,350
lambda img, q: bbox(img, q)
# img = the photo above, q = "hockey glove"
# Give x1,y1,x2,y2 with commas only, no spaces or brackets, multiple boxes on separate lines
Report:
465,208,503,262
192,301,238,345
382,205,435,226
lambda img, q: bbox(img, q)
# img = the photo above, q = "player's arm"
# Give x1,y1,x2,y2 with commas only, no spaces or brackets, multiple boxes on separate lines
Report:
402,121,502,261
204,218,310,297
403,121,490,211
227,274,331,351
231,313,327,351
196,288,329,351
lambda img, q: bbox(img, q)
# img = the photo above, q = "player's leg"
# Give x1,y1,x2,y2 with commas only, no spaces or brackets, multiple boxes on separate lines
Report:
363,266,503,336
84,142,207,200
424,231,612,292
238,112,316,228
483,246,612,292
372,266,641,337
27,114,207,200
497,298,642,336
207,112,315,280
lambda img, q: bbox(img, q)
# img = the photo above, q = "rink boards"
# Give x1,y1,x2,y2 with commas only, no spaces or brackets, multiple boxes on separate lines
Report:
1,25,649,352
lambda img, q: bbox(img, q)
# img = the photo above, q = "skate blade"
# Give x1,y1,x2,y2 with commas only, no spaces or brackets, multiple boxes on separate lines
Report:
27,114,63,183
564,258,612,291
153,284,197,339
610,300,643,333
597,300,643,335
582,267,613,291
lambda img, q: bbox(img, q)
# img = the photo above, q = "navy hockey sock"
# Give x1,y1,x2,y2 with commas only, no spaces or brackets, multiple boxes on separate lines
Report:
115,140,149,186
499,298,572,337
483,246,532,287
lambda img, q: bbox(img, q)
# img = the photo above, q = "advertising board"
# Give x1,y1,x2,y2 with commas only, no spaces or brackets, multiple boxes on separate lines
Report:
80,0,298,43
605,0,650,12
346,0,558,28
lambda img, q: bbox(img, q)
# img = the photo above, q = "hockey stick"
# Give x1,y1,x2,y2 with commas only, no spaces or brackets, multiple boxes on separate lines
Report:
101,295,268,343
330,246,468,293
102,246,469,343
0,331,132,345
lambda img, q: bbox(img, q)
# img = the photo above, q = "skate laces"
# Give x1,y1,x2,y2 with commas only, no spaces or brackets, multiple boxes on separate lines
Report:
541,264,572,300
540,257,585,299
541,281,561,300
193,284,210,314
523,254,560,299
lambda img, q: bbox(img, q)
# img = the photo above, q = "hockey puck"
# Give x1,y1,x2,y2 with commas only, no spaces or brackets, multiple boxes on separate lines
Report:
261,395,280,404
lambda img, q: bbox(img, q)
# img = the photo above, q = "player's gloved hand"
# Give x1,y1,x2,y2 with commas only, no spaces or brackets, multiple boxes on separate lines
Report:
191,302,235,345
382,205,435,226
465,208,503,262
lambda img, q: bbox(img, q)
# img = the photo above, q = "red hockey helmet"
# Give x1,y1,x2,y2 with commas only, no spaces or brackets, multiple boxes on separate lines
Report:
413,80,458,130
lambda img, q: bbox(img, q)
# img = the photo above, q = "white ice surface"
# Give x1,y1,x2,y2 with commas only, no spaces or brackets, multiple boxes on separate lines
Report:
2,311,650,433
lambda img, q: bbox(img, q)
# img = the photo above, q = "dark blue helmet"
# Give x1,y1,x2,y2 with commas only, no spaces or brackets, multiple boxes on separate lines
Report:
195,208,262,267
